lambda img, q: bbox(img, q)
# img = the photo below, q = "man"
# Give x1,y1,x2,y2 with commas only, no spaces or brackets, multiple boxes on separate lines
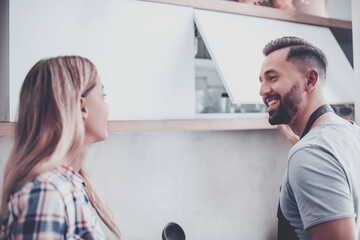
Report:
259,36,360,240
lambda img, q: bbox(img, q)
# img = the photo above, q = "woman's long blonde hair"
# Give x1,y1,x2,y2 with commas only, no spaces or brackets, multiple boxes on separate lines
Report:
0,56,121,239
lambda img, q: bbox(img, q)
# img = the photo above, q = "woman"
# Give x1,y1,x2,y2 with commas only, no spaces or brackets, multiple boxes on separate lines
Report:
0,56,121,239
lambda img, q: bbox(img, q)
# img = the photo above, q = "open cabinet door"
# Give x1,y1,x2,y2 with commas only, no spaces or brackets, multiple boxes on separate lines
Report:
194,9,354,104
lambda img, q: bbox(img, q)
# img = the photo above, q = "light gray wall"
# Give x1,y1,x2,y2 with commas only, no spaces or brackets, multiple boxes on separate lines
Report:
0,136,12,188
0,129,292,240
327,0,352,21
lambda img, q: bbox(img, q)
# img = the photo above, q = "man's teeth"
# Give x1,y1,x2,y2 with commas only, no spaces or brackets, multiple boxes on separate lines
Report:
267,99,278,107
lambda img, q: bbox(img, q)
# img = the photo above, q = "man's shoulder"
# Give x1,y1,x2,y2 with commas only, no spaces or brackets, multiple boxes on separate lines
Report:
290,123,360,155
287,123,360,175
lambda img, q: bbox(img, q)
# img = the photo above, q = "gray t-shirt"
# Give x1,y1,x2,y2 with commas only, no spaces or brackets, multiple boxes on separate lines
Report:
280,123,360,240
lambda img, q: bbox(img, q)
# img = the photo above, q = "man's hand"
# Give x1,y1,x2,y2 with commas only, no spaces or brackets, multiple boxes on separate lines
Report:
277,124,299,145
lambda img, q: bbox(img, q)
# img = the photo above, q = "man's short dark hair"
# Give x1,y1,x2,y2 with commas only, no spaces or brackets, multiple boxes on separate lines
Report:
263,36,328,81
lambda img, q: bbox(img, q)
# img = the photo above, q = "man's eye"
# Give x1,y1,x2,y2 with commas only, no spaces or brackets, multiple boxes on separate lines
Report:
102,93,107,99
269,75,278,81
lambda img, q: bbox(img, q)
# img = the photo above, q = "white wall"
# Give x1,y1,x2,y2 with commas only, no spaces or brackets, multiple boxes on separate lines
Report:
327,0,352,21
0,130,291,240
352,0,360,123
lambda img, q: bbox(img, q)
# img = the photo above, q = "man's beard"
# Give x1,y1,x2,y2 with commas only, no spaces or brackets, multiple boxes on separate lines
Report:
268,83,302,125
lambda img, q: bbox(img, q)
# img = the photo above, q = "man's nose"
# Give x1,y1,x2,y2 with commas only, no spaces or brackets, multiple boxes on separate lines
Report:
259,82,271,97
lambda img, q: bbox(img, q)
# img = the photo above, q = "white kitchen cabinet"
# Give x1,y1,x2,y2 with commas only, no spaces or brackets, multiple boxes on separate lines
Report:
0,0,354,135
0,0,9,122
6,0,195,121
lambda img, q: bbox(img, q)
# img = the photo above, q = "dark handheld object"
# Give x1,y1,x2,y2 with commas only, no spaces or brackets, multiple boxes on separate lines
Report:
162,222,186,240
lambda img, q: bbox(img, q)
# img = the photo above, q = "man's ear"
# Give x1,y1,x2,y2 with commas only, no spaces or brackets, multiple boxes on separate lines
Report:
80,97,88,120
305,69,319,92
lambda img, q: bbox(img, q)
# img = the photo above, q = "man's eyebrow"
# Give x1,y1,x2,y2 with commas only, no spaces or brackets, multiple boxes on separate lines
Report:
264,69,277,75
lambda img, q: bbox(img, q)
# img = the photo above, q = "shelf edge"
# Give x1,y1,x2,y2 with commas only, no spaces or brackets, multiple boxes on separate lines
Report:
107,118,275,133
141,0,351,30
0,123,14,136
0,118,275,136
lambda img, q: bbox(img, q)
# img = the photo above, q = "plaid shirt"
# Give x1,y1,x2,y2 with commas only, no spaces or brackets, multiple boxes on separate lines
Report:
1,165,106,239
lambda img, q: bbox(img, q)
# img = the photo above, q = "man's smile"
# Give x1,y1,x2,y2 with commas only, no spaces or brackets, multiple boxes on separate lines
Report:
264,94,281,111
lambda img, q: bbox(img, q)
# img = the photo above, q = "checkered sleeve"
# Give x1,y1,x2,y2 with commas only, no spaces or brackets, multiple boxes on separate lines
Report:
11,181,67,239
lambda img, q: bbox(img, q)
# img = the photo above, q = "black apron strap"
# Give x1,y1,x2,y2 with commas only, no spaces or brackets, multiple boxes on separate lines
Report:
277,104,333,239
300,104,333,139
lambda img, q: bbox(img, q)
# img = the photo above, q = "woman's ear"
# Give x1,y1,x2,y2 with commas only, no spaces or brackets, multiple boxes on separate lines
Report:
80,97,88,120
305,69,319,92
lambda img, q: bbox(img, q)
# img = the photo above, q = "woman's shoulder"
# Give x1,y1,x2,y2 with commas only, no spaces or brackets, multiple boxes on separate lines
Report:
2,169,80,239
10,166,83,205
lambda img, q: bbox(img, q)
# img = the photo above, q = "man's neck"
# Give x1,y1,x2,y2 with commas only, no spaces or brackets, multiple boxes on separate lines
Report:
289,100,327,137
